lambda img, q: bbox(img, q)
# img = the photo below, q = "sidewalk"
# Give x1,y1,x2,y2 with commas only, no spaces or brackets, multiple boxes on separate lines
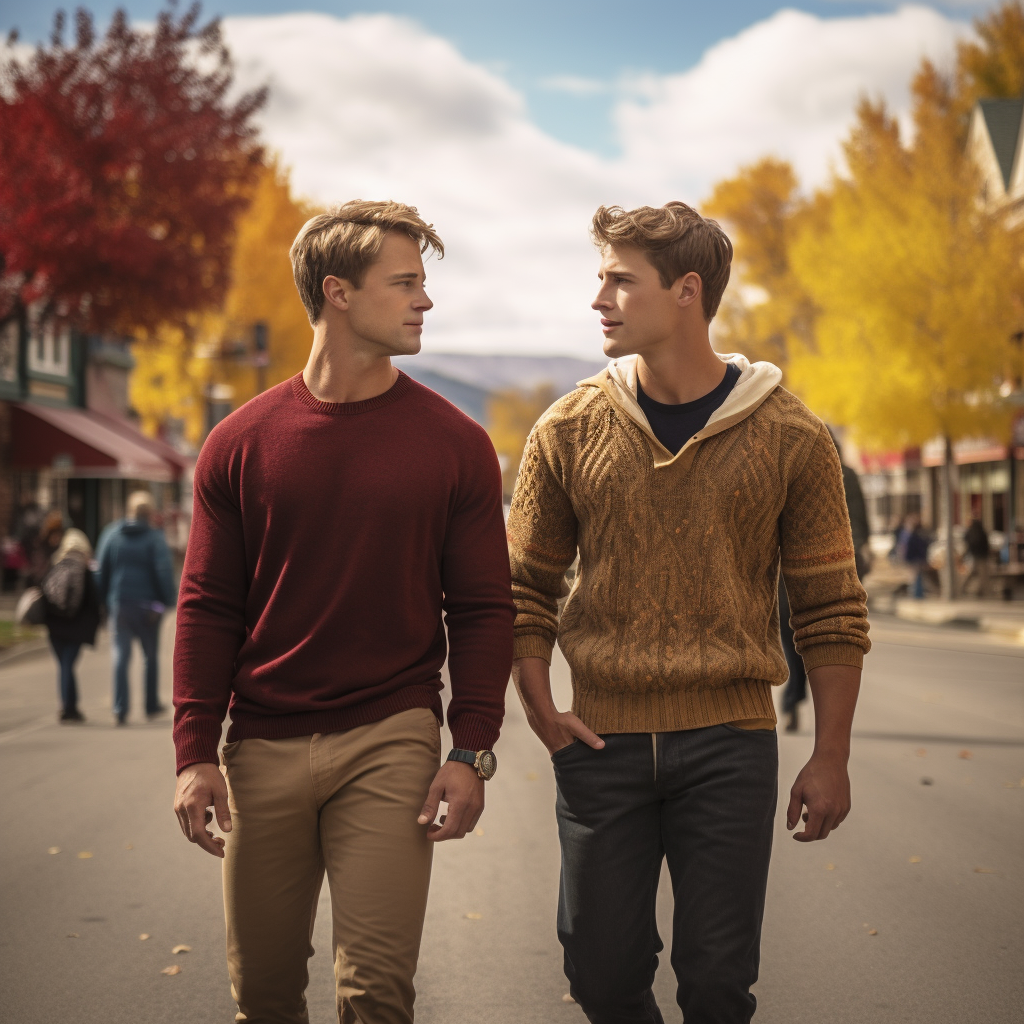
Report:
887,597,1024,643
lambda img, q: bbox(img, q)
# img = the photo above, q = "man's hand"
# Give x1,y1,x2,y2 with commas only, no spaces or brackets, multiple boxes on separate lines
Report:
174,762,232,858
513,656,605,756
417,761,484,842
788,663,861,842
787,753,851,841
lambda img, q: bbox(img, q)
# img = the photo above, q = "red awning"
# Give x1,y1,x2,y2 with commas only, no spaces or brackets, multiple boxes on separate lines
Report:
11,403,181,482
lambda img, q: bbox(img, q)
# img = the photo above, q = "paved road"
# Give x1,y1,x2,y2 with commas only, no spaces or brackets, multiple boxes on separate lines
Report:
0,616,1021,1023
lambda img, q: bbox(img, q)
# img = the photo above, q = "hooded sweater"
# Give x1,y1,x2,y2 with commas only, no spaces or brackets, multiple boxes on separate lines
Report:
507,353,870,735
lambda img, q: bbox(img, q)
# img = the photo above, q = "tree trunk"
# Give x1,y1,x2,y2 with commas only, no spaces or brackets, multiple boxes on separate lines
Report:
942,435,957,601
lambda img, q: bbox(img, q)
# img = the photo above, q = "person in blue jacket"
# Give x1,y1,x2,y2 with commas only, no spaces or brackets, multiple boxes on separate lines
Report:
95,491,177,725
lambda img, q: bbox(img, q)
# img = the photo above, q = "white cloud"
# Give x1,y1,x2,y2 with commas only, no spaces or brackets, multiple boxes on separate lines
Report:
540,75,611,96
614,5,967,198
221,6,968,358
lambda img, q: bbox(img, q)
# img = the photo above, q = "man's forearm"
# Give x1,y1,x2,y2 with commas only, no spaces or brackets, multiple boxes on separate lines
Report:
512,656,556,723
807,664,860,759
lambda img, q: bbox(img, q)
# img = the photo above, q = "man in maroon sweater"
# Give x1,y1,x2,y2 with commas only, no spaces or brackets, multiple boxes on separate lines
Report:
172,200,514,1024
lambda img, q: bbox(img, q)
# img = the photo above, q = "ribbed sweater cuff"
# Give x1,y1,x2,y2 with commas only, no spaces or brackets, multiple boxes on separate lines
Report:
800,643,865,672
449,712,501,752
513,634,554,663
174,718,222,774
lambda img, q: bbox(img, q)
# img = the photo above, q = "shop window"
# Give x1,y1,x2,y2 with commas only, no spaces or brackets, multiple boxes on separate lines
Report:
0,321,17,384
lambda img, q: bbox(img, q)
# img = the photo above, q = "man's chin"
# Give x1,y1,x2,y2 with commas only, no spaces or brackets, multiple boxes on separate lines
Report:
602,335,635,359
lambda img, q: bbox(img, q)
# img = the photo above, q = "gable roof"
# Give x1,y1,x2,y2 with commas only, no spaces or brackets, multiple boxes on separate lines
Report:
977,97,1024,190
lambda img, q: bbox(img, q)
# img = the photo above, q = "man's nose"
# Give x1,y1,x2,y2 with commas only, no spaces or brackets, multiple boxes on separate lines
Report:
417,291,433,311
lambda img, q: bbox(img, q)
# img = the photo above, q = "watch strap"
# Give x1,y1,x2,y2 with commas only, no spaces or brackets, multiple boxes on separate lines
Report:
447,748,478,767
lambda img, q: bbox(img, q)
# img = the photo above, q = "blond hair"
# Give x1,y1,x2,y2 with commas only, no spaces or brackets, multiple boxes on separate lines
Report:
53,528,92,563
289,200,444,325
127,490,154,520
591,202,733,320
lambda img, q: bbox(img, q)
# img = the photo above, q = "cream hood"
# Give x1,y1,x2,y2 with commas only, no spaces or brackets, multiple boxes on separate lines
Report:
578,353,783,467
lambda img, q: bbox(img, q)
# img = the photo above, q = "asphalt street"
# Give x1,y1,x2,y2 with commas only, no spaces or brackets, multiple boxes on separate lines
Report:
0,615,1021,1024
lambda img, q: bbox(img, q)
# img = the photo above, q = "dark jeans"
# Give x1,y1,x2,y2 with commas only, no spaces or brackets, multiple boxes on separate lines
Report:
50,639,82,713
113,602,162,717
554,726,778,1024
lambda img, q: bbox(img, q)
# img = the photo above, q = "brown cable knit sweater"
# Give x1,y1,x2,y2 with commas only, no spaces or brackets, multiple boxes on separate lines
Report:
507,354,870,734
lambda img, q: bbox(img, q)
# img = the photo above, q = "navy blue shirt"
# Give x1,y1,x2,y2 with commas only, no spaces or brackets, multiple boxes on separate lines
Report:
636,363,742,456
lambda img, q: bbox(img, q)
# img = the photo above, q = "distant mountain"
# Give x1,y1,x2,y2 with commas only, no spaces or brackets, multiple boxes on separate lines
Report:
400,367,490,423
395,352,605,397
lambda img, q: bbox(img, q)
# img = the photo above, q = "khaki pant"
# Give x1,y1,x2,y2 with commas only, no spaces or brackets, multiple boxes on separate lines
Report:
221,708,441,1024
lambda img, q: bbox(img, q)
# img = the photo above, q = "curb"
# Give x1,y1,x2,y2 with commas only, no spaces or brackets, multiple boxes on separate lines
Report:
885,599,1024,644
0,637,49,669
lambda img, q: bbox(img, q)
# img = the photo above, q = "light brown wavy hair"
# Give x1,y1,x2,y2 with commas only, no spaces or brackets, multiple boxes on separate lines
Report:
591,202,733,321
290,200,444,325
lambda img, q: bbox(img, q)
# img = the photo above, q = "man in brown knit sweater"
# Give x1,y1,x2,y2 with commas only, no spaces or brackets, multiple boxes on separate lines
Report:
508,202,870,1024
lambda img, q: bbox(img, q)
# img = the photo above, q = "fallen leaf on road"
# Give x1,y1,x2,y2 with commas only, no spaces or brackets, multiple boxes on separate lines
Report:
474,827,484,837
139,934,150,941
958,750,973,760
125,843,134,850
974,867,995,874
172,945,191,954
161,965,181,976
77,851,93,859
48,847,60,855
825,863,835,871
526,772,538,781
868,929,878,936
915,748,927,757
920,777,934,786
464,913,482,920
909,856,922,864
66,933,79,938
562,994,576,1003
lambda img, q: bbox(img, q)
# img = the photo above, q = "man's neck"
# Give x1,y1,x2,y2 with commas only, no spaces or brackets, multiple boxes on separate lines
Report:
302,324,398,405
635,328,726,405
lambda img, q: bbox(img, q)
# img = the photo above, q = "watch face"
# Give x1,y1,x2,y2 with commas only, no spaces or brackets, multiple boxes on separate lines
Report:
476,750,497,780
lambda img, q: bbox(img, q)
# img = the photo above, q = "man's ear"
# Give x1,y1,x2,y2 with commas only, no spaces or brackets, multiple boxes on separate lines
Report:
323,275,352,313
674,272,703,311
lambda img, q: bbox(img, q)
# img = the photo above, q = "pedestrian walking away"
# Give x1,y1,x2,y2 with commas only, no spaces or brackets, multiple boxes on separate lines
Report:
509,202,870,1024
171,201,514,1024
40,528,101,723
964,516,991,597
95,490,177,724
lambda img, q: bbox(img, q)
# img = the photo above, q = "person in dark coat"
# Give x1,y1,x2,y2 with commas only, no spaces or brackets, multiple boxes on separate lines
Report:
95,491,177,725
964,517,991,597
42,529,101,723
781,431,870,732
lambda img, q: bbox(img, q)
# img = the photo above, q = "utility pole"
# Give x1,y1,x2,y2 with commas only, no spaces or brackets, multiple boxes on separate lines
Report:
253,321,269,394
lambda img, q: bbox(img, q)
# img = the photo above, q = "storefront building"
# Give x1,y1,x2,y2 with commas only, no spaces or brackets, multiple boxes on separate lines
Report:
0,313,189,554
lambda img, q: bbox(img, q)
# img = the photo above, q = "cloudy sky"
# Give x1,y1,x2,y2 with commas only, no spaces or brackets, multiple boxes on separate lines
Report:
3,2,997,357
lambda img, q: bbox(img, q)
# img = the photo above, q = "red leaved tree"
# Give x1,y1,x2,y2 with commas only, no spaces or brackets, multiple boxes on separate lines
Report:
0,3,266,332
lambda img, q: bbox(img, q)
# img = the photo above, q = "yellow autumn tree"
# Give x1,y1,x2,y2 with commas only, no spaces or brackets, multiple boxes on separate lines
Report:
487,386,556,499
703,157,818,369
132,157,317,443
787,74,1023,593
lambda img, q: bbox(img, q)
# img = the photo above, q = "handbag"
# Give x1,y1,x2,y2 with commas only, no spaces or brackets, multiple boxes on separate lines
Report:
15,587,46,626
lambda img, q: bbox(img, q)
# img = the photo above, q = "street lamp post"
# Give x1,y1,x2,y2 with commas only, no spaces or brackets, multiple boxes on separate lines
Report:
253,321,269,395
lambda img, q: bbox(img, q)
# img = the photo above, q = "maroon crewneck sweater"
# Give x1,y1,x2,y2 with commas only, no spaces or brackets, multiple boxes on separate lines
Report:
172,371,515,773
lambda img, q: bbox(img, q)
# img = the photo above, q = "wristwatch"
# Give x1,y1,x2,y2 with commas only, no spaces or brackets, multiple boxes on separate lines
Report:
447,748,498,780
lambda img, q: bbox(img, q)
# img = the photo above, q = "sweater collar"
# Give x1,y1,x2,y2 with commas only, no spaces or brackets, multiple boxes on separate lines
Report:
578,353,782,467
290,370,415,415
